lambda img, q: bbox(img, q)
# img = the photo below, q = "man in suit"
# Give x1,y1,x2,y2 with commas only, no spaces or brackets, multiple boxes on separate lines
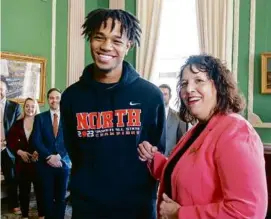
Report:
159,84,187,156
0,79,21,214
32,88,71,219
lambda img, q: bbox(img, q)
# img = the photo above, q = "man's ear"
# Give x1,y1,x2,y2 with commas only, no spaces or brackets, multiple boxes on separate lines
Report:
125,41,132,55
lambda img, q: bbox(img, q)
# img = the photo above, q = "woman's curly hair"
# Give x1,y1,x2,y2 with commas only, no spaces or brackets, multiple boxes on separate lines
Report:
177,55,246,123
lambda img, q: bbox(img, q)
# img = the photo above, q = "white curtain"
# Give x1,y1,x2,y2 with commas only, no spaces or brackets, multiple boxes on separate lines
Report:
195,0,234,70
136,0,164,80
67,0,85,86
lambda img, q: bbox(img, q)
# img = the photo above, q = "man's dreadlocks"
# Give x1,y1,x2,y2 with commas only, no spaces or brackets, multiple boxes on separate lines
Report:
82,9,141,47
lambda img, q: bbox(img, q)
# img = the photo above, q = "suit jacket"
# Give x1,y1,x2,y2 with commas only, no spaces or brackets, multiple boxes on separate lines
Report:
165,108,186,156
31,111,71,169
3,100,22,137
149,113,267,219
3,100,22,159
7,119,36,175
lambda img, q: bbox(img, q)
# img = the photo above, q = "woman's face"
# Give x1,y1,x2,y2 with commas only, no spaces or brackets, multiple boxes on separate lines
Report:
180,65,217,122
24,100,36,117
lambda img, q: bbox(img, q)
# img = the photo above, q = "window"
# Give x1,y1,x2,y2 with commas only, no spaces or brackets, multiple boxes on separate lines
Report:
152,0,199,110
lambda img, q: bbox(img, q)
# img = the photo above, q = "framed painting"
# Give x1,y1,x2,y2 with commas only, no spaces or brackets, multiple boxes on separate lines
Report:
0,52,46,104
261,53,271,94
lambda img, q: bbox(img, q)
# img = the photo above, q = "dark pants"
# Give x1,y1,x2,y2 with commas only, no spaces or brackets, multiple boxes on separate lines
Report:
18,172,44,217
38,164,69,219
71,195,157,219
1,149,19,209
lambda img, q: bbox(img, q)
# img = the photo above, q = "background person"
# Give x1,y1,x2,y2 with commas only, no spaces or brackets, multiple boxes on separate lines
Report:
8,97,44,219
0,78,21,214
159,84,187,156
32,88,71,219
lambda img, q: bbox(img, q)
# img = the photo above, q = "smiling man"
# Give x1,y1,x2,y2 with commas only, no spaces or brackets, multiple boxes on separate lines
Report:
60,9,166,219
32,88,71,219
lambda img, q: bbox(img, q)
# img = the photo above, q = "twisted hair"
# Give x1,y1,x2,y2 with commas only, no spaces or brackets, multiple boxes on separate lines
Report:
82,9,141,47
177,55,246,123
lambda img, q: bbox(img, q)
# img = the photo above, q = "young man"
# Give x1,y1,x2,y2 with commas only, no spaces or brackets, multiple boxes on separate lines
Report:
61,9,165,219
159,84,187,156
32,88,71,219
0,79,21,214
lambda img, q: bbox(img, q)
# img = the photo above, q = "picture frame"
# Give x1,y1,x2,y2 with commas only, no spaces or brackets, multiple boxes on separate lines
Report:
261,52,271,94
0,52,46,104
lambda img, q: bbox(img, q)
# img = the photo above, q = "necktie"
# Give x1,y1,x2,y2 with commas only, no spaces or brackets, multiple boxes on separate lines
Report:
53,113,58,137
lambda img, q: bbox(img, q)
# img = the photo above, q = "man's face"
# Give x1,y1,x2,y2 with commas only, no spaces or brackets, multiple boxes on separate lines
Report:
90,18,131,73
0,81,7,100
48,90,61,111
160,87,171,106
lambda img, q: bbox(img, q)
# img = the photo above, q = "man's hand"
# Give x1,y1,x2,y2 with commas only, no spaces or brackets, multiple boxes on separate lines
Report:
17,149,32,163
47,154,62,168
159,193,180,219
138,141,158,162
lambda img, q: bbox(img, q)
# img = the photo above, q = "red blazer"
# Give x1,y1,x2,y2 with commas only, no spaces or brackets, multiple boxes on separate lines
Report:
7,119,36,176
149,113,267,219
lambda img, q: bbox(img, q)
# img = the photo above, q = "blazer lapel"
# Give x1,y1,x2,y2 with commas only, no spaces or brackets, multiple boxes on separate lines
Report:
56,117,62,139
166,108,174,129
168,114,225,161
3,101,9,133
18,119,28,143
46,111,56,139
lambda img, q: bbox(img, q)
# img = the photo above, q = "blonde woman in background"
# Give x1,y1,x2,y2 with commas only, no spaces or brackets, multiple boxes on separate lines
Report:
8,97,44,219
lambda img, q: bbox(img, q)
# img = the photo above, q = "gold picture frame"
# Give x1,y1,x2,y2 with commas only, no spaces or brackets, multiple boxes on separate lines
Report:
0,52,46,104
261,52,271,94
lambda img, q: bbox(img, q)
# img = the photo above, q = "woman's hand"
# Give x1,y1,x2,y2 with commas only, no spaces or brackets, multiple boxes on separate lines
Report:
160,193,180,219
17,149,32,163
31,151,39,162
138,141,158,162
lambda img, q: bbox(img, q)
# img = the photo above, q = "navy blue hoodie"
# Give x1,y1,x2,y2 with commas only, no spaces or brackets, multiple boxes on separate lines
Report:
61,61,165,218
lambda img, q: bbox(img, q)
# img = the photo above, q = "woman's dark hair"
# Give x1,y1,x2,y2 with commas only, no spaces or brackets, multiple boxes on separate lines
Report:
177,55,246,123
47,88,61,99
82,8,141,47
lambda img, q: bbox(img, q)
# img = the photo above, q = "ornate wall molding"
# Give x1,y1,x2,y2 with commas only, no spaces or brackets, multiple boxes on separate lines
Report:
67,0,85,86
247,0,271,128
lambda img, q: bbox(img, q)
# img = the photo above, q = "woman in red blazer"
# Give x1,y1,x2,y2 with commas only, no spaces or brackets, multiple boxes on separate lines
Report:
8,97,44,219
138,55,268,219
